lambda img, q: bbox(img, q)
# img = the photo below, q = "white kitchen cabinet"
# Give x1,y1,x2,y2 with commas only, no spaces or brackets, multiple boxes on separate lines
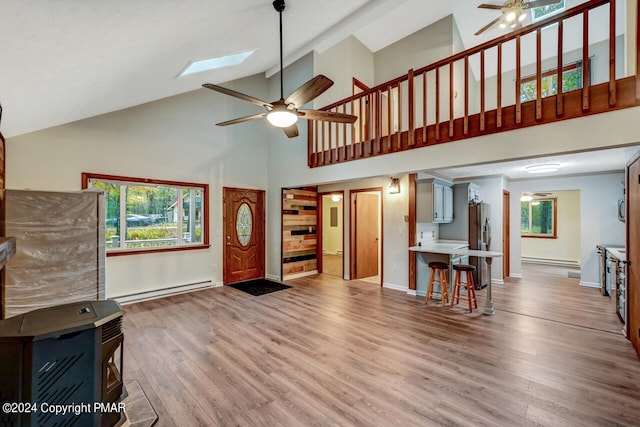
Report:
416,179,453,223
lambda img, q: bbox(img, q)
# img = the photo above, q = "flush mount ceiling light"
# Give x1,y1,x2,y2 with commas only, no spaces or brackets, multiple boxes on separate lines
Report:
525,163,561,174
331,194,342,202
178,50,256,77
520,193,533,202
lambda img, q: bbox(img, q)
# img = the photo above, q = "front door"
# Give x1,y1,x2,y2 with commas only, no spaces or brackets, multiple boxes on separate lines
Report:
223,187,265,284
351,191,380,280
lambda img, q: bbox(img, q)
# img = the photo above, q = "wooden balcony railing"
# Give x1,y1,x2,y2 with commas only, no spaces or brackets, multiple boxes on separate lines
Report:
308,0,639,168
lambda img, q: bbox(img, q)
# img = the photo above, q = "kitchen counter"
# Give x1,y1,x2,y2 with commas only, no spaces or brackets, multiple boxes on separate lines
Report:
409,244,502,315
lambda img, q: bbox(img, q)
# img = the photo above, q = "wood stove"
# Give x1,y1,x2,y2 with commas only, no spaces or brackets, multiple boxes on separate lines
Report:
0,300,124,427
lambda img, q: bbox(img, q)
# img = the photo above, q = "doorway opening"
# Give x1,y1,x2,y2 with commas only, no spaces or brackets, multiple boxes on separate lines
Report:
519,190,580,268
349,188,383,285
319,192,344,278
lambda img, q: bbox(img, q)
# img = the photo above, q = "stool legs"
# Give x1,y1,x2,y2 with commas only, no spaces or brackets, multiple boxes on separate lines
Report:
425,268,436,303
451,270,478,313
426,267,449,306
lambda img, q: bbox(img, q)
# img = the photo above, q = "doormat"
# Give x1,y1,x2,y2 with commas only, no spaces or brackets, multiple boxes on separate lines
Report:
228,279,292,296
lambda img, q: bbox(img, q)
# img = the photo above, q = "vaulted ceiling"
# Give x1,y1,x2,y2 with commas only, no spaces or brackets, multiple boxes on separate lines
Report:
0,0,594,138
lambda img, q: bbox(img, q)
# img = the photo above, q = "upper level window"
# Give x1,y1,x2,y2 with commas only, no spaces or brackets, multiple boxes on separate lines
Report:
520,60,584,103
531,0,565,22
521,198,557,238
82,173,209,255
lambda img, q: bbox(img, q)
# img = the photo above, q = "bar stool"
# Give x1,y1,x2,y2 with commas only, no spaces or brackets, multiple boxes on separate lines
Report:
451,264,478,313
426,261,449,307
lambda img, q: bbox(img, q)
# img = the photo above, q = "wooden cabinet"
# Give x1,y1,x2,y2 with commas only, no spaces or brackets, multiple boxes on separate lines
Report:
417,179,453,223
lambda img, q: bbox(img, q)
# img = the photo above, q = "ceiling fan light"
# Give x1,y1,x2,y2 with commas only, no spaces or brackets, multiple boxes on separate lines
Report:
520,194,533,202
519,12,527,22
267,110,298,128
499,23,507,29
506,11,517,22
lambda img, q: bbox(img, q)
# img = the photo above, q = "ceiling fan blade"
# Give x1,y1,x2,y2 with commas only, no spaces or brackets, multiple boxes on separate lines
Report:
478,3,504,10
475,15,503,36
524,0,562,8
282,124,299,138
285,75,334,108
216,113,266,127
203,83,273,109
298,109,357,124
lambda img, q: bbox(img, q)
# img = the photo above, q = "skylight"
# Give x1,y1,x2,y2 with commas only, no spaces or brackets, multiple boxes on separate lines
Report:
178,50,255,78
531,0,565,22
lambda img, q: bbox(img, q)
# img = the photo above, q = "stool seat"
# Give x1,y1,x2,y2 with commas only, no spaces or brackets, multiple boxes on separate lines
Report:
453,264,476,272
428,261,449,270
425,262,449,307
451,264,478,313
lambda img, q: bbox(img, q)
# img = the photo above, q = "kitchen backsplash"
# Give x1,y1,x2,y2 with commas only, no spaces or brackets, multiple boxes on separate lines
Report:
416,222,439,245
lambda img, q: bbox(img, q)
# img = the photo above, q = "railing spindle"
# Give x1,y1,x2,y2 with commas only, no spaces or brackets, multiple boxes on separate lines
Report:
464,56,469,135
376,90,382,153
583,10,590,111
351,98,355,159
609,0,616,107
536,29,542,120
328,116,334,163
408,69,415,146
342,104,347,161
557,20,564,116
397,83,403,149
497,42,503,128
314,120,320,166
422,71,427,144
387,85,392,151
449,62,454,137
435,67,440,141
368,94,374,156
480,50,485,131
516,36,522,124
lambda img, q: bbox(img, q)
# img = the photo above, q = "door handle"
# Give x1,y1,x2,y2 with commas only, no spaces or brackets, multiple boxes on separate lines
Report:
226,243,232,246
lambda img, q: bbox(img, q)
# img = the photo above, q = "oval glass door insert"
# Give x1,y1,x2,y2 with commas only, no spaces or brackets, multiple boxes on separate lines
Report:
236,203,253,246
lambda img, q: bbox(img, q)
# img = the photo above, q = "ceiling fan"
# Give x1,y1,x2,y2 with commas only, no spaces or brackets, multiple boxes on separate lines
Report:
202,0,356,138
474,0,563,36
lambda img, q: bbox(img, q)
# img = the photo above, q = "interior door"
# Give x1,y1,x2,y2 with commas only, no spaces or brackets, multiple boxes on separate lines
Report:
223,187,265,284
353,192,379,279
627,153,640,353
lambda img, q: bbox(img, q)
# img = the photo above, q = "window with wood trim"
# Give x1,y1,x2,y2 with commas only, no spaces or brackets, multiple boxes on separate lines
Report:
520,60,585,103
82,173,209,255
521,198,557,238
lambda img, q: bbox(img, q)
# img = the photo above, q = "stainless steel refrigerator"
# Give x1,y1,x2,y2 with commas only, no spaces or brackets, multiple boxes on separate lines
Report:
469,202,491,289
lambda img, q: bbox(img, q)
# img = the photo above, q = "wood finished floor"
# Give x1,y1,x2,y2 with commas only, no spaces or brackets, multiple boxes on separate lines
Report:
123,264,640,426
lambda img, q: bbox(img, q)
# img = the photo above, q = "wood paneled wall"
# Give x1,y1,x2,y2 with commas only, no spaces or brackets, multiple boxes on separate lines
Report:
282,187,317,277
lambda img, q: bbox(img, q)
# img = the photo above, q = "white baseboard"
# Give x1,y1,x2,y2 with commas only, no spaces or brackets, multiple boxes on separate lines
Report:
266,273,281,281
383,282,408,292
491,278,504,285
284,270,318,280
115,280,218,305
406,289,417,296
580,281,600,288
510,273,523,278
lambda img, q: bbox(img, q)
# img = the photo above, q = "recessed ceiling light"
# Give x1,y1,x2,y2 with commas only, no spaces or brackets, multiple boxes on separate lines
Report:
178,50,256,78
525,163,561,174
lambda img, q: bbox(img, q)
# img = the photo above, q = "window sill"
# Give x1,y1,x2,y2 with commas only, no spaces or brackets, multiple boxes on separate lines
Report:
106,244,211,257
521,235,557,239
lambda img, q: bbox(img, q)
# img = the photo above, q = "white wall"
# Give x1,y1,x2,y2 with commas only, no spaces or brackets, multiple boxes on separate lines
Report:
521,190,582,263
509,173,625,286
7,74,271,298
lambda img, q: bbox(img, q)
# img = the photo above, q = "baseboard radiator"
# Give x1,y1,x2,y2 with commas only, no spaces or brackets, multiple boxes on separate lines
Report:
521,257,580,268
